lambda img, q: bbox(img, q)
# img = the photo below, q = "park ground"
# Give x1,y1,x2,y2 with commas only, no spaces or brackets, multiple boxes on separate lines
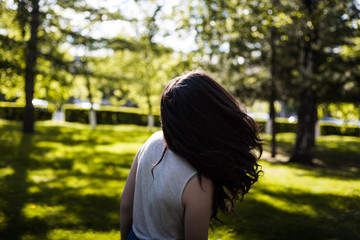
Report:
0,120,359,240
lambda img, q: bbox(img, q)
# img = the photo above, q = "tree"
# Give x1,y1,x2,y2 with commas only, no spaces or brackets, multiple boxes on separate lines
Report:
23,0,40,133
1,0,130,132
94,37,178,115
176,0,360,164
178,0,294,157
93,1,184,128
0,3,25,102
289,0,360,163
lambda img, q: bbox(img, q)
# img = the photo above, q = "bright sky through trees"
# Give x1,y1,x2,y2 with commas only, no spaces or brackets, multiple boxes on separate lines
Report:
3,0,197,55
85,0,198,53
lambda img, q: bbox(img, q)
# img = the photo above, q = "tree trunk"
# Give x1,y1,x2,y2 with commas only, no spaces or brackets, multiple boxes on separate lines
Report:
291,88,317,164
145,89,154,130
270,95,276,158
23,0,40,133
290,0,318,164
86,74,96,128
270,27,277,158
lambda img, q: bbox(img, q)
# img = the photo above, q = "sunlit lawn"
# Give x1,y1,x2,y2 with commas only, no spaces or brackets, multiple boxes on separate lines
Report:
0,120,359,240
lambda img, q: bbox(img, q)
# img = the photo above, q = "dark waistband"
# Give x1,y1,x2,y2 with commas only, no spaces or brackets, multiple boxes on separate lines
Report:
127,228,140,240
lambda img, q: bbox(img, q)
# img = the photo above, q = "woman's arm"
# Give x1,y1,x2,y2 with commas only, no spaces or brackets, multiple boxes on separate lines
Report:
120,150,140,239
182,175,214,240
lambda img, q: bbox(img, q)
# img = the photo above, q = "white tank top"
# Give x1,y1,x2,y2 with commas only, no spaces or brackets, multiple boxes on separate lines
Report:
132,131,197,240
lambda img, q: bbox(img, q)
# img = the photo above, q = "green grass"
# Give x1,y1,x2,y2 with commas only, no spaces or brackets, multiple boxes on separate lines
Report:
0,120,154,240
0,120,359,240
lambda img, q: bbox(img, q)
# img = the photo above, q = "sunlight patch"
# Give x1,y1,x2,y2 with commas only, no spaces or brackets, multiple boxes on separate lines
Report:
64,176,90,188
28,186,41,194
47,229,119,240
259,161,359,196
77,179,121,197
22,204,81,225
73,161,90,174
0,167,14,178
95,142,142,153
28,169,57,183
256,194,317,217
23,204,65,219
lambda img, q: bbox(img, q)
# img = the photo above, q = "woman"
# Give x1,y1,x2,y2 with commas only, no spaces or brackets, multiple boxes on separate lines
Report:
120,70,263,240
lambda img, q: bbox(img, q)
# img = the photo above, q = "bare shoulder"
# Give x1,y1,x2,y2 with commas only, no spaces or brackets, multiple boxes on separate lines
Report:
182,174,214,240
182,174,214,208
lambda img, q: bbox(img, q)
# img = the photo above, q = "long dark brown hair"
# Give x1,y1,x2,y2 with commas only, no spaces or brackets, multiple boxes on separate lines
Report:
159,70,263,221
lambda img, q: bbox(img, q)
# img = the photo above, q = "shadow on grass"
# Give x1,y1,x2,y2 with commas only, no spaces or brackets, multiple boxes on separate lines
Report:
0,133,50,240
262,133,360,179
34,124,151,147
216,190,360,240
312,143,360,170
0,121,145,239
28,186,121,232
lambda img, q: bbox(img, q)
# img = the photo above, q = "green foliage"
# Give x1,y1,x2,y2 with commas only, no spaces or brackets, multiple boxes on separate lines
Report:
318,103,360,121
0,0,136,109
0,6,26,101
91,44,175,114
181,0,360,103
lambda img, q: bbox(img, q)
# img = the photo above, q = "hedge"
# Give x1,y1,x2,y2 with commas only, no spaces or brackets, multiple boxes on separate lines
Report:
320,124,360,137
256,119,360,137
256,120,297,134
64,106,161,127
1,104,358,137
0,105,52,121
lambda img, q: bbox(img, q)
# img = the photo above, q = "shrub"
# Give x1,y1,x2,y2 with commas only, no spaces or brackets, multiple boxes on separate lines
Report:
321,124,360,137
64,106,161,127
255,118,297,134
0,104,52,121
276,118,297,133
254,119,359,137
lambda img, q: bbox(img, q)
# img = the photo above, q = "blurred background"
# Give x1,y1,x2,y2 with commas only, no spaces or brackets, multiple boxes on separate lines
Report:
0,0,360,239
